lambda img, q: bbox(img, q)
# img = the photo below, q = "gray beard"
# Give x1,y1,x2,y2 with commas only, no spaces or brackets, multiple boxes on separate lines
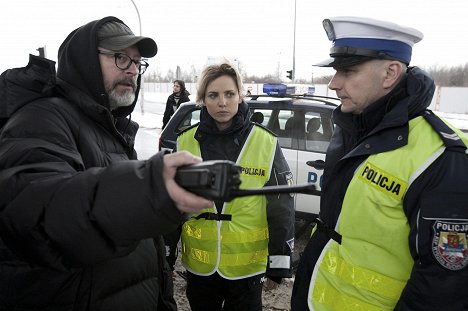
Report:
108,89,135,111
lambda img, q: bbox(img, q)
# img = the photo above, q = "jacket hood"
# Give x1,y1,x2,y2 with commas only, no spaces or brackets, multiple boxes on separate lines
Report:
405,66,435,116
57,16,141,117
0,54,56,128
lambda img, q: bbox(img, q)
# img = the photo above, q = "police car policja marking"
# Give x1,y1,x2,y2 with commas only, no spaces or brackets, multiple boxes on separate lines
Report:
358,162,407,200
432,221,468,270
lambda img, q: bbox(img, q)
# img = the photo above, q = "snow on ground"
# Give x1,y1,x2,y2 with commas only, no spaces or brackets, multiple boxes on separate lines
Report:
131,111,162,129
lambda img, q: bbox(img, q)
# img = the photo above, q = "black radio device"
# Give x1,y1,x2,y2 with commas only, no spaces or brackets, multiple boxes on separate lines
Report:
175,160,320,201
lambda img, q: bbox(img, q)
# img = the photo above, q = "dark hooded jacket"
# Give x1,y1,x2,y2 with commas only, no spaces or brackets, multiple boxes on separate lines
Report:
0,16,181,311
162,89,191,129
291,67,468,310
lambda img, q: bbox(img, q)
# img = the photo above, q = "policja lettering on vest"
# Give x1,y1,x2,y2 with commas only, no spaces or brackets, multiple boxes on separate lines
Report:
241,166,266,177
362,165,401,196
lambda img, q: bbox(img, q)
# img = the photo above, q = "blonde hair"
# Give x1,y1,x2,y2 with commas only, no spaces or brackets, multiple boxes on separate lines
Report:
196,62,244,106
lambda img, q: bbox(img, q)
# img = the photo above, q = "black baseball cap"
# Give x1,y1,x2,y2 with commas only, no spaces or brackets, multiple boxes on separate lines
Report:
97,21,157,58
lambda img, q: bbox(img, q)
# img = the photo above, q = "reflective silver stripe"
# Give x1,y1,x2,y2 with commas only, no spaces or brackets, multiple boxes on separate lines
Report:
269,255,290,269
408,146,445,188
415,209,421,257
411,146,445,259
422,217,468,221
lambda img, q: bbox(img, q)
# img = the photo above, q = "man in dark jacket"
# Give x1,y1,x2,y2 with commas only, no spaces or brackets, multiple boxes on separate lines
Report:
162,80,191,129
291,17,468,310
0,16,211,310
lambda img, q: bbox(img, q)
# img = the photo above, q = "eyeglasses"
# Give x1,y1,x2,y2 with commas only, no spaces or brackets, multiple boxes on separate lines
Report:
98,50,149,74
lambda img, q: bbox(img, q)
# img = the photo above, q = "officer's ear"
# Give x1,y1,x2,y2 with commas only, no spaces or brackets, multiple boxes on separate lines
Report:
383,60,404,89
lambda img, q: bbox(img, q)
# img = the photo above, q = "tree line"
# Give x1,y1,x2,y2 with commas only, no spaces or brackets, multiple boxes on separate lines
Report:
144,63,468,87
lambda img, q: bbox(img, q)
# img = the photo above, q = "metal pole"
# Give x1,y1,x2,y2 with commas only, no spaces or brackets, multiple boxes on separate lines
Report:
292,0,297,83
130,0,145,114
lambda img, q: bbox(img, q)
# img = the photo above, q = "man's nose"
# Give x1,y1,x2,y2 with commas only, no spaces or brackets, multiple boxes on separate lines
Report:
328,73,341,90
126,61,139,76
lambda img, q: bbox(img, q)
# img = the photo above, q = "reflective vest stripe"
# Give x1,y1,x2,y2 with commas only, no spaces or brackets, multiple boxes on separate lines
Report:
320,248,406,300
182,247,269,266
183,223,269,243
312,283,388,311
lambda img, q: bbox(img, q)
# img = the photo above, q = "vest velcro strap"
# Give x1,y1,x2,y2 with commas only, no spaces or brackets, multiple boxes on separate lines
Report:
315,218,342,244
194,212,232,221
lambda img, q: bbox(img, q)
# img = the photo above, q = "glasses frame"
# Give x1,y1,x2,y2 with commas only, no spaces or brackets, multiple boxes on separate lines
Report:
98,50,149,74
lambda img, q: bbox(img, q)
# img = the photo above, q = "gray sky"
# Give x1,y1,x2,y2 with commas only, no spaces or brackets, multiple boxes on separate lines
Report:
2,0,467,80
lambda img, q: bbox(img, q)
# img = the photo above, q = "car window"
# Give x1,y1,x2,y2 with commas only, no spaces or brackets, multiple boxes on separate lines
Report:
176,109,200,133
303,112,332,153
251,108,301,149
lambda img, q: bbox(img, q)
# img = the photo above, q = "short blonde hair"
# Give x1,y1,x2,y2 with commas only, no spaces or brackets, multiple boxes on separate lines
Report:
196,62,244,106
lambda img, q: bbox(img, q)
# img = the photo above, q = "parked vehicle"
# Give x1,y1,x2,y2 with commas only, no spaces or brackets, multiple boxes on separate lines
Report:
158,84,340,229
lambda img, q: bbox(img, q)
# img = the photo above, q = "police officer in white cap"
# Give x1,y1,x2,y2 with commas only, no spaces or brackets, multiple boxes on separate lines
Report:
291,16,468,311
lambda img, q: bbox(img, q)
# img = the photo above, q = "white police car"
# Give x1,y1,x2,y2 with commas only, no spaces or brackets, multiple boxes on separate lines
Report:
158,83,339,224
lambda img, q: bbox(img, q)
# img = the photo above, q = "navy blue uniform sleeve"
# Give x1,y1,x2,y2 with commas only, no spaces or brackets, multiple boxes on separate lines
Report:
264,142,295,280
397,148,468,310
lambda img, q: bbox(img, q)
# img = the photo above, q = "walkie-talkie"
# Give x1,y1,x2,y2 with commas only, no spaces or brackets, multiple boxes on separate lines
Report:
175,160,320,201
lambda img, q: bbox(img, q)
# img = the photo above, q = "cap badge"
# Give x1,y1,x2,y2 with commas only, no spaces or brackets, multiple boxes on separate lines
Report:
322,19,335,41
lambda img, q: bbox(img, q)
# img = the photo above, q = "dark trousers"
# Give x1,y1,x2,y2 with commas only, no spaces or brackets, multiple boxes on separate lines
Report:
186,271,264,311
163,225,181,270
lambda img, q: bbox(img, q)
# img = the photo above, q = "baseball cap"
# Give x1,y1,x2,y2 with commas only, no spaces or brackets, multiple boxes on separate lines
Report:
315,16,423,68
98,21,158,58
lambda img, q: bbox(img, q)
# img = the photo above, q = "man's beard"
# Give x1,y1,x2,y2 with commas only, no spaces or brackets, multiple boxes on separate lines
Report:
107,77,137,110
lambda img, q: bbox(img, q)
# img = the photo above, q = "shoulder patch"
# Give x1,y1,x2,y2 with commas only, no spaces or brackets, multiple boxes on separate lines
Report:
432,221,468,270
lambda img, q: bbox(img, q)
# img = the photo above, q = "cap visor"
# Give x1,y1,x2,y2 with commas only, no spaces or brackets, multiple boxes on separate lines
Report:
313,57,335,67
314,56,374,69
100,36,158,58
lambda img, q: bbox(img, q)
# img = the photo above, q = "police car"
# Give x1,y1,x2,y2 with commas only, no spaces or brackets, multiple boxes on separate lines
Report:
158,83,339,224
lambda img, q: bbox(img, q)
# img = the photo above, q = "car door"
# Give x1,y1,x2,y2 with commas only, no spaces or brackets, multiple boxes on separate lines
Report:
295,111,333,217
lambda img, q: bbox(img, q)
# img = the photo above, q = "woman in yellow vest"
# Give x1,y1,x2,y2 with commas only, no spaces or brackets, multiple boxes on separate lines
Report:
291,17,468,310
177,63,295,311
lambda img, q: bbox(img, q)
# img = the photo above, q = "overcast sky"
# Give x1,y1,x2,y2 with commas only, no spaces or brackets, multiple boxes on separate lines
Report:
2,0,467,80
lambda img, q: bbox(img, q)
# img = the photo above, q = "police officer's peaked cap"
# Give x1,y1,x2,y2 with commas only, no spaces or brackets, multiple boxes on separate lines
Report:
315,16,424,68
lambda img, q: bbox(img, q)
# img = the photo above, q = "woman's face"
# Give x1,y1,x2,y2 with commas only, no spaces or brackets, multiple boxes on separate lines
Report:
204,75,241,131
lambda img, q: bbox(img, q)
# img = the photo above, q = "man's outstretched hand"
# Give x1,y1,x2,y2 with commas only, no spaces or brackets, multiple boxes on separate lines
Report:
163,151,213,213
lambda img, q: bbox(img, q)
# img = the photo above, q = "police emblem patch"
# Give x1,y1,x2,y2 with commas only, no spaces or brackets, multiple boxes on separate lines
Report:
432,221,468,270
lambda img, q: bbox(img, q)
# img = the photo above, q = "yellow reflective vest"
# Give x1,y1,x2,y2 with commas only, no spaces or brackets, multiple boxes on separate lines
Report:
308,116,453,310
177,125,277,279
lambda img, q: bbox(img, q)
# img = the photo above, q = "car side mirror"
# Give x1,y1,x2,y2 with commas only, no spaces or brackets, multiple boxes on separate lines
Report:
306,159,325,170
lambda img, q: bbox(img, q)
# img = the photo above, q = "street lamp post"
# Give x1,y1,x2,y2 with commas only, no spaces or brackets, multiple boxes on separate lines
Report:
292,0,297,83
130,0,145,114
